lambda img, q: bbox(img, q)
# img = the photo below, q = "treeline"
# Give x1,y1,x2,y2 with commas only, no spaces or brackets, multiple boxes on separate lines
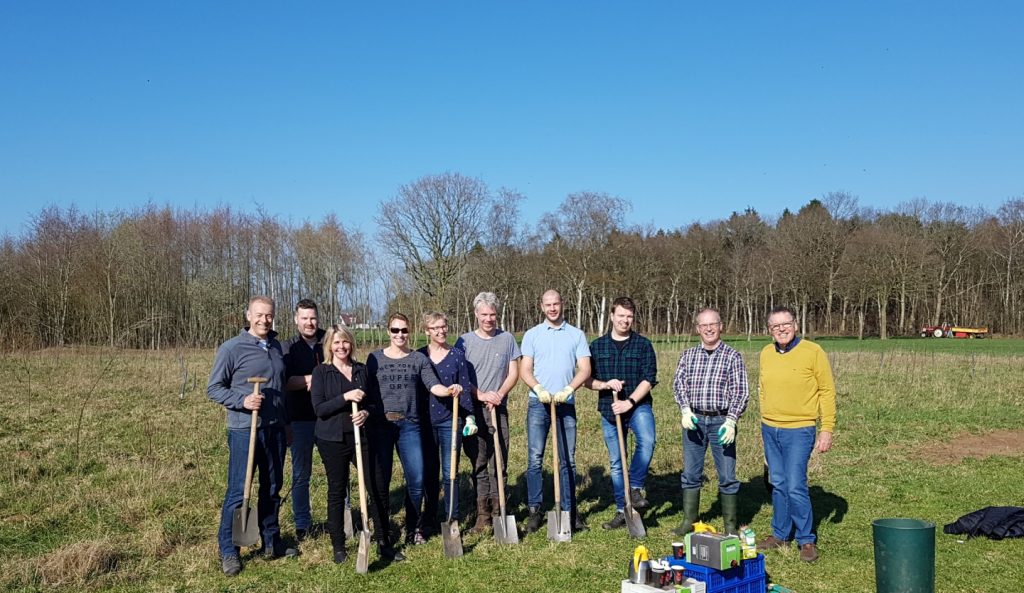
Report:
3,177,1023,349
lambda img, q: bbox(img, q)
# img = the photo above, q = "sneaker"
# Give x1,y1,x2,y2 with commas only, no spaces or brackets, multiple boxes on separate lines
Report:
379,545,406,562
263,543,300,560
525,507,544,533
221,555,242,576
799,543,819,563
756,535,791,551
630,488,650,509
332,549,348,564
602,512,626,530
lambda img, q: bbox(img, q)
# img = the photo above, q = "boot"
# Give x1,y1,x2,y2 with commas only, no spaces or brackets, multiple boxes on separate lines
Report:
490,496,502,517
468,498,492,534
672,489,701,536
720,493,738,535
525,507,544,533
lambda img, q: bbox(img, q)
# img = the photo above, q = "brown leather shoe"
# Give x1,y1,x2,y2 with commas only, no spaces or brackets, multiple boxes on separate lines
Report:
799,543,819,562
756,535,791,551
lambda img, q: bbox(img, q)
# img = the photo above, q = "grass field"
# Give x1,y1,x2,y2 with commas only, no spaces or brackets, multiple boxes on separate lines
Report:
2,337,1023,592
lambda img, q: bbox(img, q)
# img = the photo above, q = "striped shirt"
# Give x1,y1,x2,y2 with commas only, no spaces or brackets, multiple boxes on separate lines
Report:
672,342,749,421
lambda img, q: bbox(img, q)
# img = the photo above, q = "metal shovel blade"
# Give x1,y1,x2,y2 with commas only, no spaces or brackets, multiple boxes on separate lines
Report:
546,510,572,542
625,508,647,539
441,520,464,558
355,529,371,574
493,514,519,545
344,508,362,539
231,503,260,547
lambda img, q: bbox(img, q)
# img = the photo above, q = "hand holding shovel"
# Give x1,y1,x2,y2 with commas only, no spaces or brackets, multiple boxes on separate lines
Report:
232,377,266,547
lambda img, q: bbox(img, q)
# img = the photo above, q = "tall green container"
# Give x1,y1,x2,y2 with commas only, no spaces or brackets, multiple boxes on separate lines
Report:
872,518,935,593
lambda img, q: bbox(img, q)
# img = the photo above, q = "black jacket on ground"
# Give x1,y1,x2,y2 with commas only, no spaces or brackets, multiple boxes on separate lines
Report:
944,506,1024,539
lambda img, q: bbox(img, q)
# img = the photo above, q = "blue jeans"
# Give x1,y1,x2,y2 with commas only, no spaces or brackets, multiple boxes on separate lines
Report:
681,414,739,494
289,420,316,531
600,405,656,511
424,417,465,521
761,423,817,545
375,418,427,532
526,399,577,511
218,426,287,558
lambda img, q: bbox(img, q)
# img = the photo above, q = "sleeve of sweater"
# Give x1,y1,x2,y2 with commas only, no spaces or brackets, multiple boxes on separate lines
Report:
815,347,837,432
207,342,246,410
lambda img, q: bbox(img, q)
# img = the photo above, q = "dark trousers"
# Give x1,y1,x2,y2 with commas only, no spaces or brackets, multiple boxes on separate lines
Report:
462,404,511,503
318,432,392,548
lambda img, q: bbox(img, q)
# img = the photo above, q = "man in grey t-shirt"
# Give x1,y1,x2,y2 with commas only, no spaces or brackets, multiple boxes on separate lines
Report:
455,292,522,534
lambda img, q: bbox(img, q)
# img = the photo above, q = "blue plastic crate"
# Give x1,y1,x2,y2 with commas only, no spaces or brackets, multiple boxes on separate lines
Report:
661,554,765,592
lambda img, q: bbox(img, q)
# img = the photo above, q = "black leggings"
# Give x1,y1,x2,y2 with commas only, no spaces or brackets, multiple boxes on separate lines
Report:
317,435,391,549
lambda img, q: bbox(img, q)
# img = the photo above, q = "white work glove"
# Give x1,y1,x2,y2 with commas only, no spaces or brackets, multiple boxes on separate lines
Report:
462,415,478,437
554,386,573,404
680,407,699,431
535,384,553,404
718,418,737,445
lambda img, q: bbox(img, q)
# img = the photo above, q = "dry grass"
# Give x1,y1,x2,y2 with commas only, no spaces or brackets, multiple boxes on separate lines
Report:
2,343,1024,592
35,539,121,587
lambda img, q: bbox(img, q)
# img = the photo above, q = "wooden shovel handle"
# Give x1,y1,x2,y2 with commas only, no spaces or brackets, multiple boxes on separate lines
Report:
550,400,561,510
351,401,370,527
490,406,508,516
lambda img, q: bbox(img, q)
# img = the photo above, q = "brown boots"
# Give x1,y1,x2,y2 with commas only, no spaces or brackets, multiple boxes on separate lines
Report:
468,498,492,534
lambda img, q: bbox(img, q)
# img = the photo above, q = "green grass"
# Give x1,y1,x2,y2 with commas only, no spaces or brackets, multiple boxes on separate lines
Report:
2,340,1023,592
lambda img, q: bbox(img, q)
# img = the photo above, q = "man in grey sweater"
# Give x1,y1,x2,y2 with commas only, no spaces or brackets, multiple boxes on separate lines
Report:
207,296,296,576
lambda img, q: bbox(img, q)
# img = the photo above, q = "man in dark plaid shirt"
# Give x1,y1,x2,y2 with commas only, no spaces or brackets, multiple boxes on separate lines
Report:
584,297,658,530
672,307,749,536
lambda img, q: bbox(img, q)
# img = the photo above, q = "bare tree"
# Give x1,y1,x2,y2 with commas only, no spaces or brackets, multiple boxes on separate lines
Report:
376,172,494,307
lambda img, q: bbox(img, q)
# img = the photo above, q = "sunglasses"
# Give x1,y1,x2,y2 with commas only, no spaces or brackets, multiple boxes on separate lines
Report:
389,327,410,335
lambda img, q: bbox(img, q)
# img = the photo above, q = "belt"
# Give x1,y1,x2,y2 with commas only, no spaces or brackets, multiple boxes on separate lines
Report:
693,408,729,417
385,412,405,422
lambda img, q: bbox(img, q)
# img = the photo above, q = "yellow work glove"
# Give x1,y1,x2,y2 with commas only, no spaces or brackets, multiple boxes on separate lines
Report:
535,385,552,404
554,386,573,404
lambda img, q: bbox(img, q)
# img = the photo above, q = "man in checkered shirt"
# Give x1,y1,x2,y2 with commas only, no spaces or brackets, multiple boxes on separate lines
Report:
672,307,749,536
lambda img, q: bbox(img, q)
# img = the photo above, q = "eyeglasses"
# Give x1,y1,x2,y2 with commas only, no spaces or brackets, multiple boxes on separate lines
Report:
389,327,410,335
427,325,448,333
768,321,795,333
696,323,721,331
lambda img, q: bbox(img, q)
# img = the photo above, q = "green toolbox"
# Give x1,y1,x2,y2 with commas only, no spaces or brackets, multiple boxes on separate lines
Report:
684,532,742,570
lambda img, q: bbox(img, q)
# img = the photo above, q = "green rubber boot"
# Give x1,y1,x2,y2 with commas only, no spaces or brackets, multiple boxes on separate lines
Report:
673,489,701,536
720,493,738,535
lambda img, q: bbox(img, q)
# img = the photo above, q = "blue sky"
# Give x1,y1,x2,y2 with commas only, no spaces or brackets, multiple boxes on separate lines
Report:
2,1,1022,238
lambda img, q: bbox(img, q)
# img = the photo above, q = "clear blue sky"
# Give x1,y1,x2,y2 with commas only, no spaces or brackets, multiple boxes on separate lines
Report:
2,1,1022,238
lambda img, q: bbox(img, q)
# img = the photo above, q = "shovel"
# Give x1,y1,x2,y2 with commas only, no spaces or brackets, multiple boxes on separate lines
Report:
546,400,572,542
351,401,372,574
231,377,266,548
343,485,360,539
441,397,464,558
490,406,519,545
614,395,646,538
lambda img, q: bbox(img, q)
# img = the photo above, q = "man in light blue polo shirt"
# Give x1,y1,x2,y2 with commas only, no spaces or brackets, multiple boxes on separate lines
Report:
520,289,592,534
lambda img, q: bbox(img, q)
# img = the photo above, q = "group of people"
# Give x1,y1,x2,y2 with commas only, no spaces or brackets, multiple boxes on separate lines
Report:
208,290,836,576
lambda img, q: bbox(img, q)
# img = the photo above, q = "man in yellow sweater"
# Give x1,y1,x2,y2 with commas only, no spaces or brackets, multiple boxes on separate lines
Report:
756,306,835,563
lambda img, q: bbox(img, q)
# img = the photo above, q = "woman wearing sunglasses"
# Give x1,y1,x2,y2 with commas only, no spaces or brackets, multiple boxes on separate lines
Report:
310,325,401,564
418,312,477,536
366,313,462,547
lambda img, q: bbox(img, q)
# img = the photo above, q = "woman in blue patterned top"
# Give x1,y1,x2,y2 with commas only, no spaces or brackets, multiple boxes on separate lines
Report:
418,311,477,534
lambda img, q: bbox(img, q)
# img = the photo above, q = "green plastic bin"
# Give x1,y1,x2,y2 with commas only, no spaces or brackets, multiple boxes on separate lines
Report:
872,518,935,593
